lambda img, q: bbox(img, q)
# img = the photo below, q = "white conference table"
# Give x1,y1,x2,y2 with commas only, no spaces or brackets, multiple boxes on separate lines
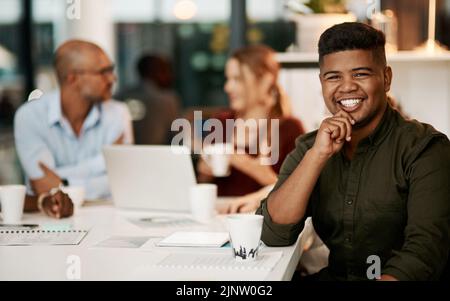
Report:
0,202,305,281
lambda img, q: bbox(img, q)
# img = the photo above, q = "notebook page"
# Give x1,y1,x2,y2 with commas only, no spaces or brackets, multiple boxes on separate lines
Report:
156,251,283,271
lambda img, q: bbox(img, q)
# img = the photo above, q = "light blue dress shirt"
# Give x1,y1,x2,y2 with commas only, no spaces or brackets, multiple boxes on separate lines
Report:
14,91,133,200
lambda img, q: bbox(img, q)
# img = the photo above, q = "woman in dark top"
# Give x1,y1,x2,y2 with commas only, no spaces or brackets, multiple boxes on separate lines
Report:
197,45,304,213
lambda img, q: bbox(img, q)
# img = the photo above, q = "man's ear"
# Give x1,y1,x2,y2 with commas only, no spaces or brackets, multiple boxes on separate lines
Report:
384,66,392,92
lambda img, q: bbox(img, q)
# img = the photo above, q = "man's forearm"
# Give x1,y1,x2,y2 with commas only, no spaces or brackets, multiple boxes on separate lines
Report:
267,148,329,224
30,177,61,196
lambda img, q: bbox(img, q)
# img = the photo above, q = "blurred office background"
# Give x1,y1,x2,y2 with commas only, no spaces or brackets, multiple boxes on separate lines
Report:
1,0,450,185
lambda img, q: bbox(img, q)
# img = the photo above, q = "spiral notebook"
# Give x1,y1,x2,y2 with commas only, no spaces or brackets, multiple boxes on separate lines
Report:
0,229,88,246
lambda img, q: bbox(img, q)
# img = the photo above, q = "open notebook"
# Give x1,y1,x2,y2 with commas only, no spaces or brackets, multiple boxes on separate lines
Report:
0,229,88,246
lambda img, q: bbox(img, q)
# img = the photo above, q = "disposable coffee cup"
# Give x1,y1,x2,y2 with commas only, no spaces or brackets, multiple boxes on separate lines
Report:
226,214,264,261
61,186,85,213
202,143,233,177
0,185,26,224
189,184,217,223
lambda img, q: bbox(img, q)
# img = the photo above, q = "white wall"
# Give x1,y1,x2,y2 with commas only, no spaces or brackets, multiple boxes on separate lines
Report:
389,60,450,136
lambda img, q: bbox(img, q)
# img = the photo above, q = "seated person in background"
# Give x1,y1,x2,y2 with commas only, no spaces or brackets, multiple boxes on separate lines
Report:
197,45,304,214
257,22,450,280
14,40,133,218
115,54,180,145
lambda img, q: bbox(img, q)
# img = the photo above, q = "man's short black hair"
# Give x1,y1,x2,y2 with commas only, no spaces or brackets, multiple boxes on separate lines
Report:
318,22,387,66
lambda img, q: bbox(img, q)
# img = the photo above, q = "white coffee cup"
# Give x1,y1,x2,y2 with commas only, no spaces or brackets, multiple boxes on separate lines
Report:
61,186,85,212
0,185,26,224
202,143,233,177
189,184,217,223
226,214,264,261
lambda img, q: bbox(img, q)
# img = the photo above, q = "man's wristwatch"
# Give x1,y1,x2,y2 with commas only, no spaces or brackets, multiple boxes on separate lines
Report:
37,192,49,212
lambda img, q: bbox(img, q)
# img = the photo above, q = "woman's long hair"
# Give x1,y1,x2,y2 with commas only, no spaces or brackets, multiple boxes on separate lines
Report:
230,45,292,118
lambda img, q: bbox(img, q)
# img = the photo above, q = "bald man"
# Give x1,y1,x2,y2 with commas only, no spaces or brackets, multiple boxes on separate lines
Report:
14,40,133,218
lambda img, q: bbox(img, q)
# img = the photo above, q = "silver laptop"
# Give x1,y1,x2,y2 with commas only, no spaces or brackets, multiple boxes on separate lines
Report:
103,145,196,212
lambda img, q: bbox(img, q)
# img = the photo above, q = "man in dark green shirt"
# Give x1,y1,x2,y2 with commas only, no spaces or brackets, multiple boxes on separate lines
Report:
257,22,450,281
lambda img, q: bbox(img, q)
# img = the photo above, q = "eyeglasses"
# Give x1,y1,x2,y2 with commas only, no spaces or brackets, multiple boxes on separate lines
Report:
73,65,115,77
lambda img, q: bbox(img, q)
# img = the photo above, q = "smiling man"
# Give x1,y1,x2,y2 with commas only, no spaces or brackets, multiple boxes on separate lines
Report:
257,22,450,281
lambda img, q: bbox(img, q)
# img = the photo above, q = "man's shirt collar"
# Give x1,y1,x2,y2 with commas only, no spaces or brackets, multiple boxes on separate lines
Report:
47,92,102,131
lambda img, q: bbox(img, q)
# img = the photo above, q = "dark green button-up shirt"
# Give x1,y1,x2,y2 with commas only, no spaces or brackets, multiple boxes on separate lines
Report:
257,106,450,281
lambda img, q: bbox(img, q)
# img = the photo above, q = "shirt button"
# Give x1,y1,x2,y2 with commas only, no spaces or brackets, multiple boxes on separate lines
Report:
346,199,354,205
344,236,352,243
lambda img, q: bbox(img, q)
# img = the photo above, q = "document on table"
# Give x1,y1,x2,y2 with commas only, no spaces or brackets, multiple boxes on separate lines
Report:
157,232,229,248
156,251,283,271
0,229,88,246
127,216,199,229
93,236,155,249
